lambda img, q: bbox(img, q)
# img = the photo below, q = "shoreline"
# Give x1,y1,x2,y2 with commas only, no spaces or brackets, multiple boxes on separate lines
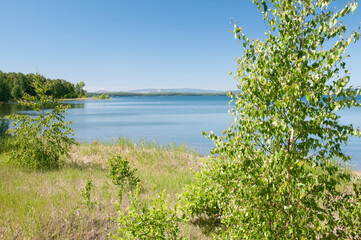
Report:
61,97,100,101
0,97,103,104
353,170,361,177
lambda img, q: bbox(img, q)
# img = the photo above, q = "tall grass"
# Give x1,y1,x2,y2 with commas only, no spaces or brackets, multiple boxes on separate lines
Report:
0,138,208,239
2,137,358,239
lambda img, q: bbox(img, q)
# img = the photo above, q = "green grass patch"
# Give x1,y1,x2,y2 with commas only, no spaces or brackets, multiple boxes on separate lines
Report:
0,138,207,239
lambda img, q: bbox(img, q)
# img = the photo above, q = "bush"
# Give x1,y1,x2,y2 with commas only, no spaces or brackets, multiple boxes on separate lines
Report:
113,186,184,240
108,155,140,201
98,93,109,99
7,73,75,170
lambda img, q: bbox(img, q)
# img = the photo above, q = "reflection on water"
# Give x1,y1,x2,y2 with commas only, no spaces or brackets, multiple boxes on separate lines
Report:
1,96,231,155
0,103,30,116
63,101,86,109
0,102,85,117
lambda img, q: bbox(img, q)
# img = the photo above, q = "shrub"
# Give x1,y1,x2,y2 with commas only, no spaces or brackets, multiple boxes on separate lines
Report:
108,155,140,201
98,93,109,100
7,73,75,170
112,186,184,240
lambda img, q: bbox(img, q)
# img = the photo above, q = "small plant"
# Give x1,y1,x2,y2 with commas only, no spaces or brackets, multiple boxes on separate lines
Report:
108,155,140,201
112,186,184,240
80,178,97,207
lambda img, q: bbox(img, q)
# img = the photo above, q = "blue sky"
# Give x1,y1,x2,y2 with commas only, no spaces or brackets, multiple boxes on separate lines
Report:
0,0,360,91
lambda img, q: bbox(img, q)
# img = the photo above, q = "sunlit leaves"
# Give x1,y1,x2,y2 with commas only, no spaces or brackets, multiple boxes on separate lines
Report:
183,0,361,238
7,73,75,170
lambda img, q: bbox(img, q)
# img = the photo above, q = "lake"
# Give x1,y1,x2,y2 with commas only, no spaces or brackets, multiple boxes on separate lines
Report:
1,95,360,170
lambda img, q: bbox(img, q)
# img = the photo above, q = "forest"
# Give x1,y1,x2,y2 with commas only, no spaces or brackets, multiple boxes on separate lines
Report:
0,70,86,101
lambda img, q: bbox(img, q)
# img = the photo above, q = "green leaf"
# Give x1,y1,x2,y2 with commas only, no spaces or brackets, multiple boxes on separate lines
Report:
262,1,268,13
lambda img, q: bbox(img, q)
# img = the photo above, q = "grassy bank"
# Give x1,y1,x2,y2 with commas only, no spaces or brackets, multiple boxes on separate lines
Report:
1,138,360,239
0,138,209,239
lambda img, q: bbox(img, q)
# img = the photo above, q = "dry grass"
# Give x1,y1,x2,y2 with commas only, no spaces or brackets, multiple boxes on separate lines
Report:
2,139,359,239
0,139,210,240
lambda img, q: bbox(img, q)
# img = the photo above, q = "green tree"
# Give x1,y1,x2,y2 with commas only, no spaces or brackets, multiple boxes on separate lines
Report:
10,85,22,100
64,81,77,98
49,79,70,98
0,70,84,101
75,81,86,97
182,0,361,238
7,73,75,170
0,78,10,102
98,93,109,99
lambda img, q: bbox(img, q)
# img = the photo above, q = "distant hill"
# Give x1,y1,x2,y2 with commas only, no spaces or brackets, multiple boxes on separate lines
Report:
87,88,232,97
128,88,224,94
92,89,112,93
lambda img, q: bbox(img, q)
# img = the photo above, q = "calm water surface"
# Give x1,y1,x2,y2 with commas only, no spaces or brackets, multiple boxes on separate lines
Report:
65,96,233,154
1,95,360,169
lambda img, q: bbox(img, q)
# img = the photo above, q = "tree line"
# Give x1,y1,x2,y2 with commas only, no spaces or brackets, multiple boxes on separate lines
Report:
0,70,86,102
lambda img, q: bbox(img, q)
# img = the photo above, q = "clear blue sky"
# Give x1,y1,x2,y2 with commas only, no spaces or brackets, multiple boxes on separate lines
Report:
0,0,360,91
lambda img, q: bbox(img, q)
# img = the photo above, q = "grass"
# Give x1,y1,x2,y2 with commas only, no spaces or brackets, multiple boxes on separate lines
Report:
3,137,358,239
0,138,210,239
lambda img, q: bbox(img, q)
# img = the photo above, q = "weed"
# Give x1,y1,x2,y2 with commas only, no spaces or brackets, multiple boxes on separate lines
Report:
80,178,97,207
112,185,185,240
108,155,140,201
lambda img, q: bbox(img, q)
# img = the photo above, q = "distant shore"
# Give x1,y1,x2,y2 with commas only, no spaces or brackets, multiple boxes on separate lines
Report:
62,97,99,101
87,92,228,97
0,97,103,104
354,170,361,177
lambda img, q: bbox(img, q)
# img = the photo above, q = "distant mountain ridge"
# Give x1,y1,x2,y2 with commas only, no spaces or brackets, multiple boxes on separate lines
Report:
92,89,112,93
91,88,226,94
128,88,224,94
90,86,361,95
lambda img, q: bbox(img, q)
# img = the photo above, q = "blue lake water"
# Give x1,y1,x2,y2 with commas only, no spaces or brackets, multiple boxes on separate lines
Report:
1,95,360,170
64,96,233,154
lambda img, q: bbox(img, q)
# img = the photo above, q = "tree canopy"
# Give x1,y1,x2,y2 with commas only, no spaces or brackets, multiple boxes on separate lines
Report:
182,0,361,238
0,70,86,102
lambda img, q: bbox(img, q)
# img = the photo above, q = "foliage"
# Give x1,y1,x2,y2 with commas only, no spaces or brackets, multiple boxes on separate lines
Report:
182,0,361,238
0,117,11,154
0,70,86,101
7,73,76,170
0,141,204,239
80,178,97,207
108,155,140,201
0,117,9,138
75,81,86,97
0,78,11,101
91,94,110,99
112,186,185,240
49,78,86,99
98,93,110,99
